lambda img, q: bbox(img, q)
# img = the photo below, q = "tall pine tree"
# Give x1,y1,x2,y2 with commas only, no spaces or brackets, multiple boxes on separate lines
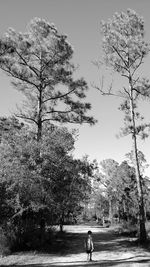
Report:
99,9,150,242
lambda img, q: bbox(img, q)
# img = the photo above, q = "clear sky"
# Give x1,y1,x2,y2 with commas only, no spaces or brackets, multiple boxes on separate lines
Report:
0,0,150,175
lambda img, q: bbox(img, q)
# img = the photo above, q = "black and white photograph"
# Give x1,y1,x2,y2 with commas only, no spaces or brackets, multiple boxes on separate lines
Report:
0,0,150,266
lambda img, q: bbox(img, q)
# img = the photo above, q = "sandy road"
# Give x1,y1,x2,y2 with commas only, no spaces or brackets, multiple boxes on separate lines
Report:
0,224,150,267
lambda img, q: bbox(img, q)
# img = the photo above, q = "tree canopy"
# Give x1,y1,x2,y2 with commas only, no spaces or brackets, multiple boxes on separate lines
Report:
0,18,96,140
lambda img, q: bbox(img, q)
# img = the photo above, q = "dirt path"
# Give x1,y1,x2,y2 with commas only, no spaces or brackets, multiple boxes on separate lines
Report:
0,224,150,267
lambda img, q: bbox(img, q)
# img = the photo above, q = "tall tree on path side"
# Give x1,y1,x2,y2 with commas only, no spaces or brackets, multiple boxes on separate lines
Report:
0,18,96,140
98,9,150,242
97,159,119,223
0,118,76,233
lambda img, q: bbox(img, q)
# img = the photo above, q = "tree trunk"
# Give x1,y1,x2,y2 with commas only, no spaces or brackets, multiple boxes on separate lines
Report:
60,223,63,232
129,83,147,243
59,213,64,232
37,118,42,141
40,217,46,245
37,88,42,141
109,198,113,224
117,205,121,223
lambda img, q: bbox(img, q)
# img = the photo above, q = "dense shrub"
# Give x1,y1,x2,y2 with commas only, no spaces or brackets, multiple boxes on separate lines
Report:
116,221,138,237
0,227,10,256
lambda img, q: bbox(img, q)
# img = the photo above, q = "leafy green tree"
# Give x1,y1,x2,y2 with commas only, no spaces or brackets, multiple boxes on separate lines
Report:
99,9,150,242
115,161,138,223
92,188,109,223
97,159,119,223
0,117,94,245
126,150,149,176
126,150,150,221
51,156,93,231
96,158,138,224
0,116,24,143
0,117,76,243
0,18,96,140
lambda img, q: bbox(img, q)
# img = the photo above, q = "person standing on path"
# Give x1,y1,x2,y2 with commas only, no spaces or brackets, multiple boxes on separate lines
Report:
84,230,94,261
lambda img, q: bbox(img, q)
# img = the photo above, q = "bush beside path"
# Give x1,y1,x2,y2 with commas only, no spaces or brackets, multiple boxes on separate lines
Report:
0,224,150,267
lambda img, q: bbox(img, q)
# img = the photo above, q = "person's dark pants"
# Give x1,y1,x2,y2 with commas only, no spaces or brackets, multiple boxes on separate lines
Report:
86,250,92,261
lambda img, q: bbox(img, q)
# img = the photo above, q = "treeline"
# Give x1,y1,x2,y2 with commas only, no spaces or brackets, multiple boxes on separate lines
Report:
0,117,95,251
85,158,150,228
1,116,150,252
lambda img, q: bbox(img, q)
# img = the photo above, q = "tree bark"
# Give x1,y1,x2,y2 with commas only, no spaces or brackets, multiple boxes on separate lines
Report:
37,117,42,141
59,212,64,232
129,81,147,243
37,87,42,141
108,198,113,224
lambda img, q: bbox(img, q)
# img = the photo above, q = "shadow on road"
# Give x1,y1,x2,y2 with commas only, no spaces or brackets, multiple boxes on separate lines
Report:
53,228,136,255
1,225,150,266
1,256,150,267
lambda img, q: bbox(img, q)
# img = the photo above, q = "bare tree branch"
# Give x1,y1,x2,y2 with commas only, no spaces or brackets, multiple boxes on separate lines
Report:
43,87,77,103
93,84,126,98
132,77,140,87
44,109,72,115
123,87,131,98
131,54,144,76
112,45,129,70
15,114,38,124
0,66,39,89
15,49,40,77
